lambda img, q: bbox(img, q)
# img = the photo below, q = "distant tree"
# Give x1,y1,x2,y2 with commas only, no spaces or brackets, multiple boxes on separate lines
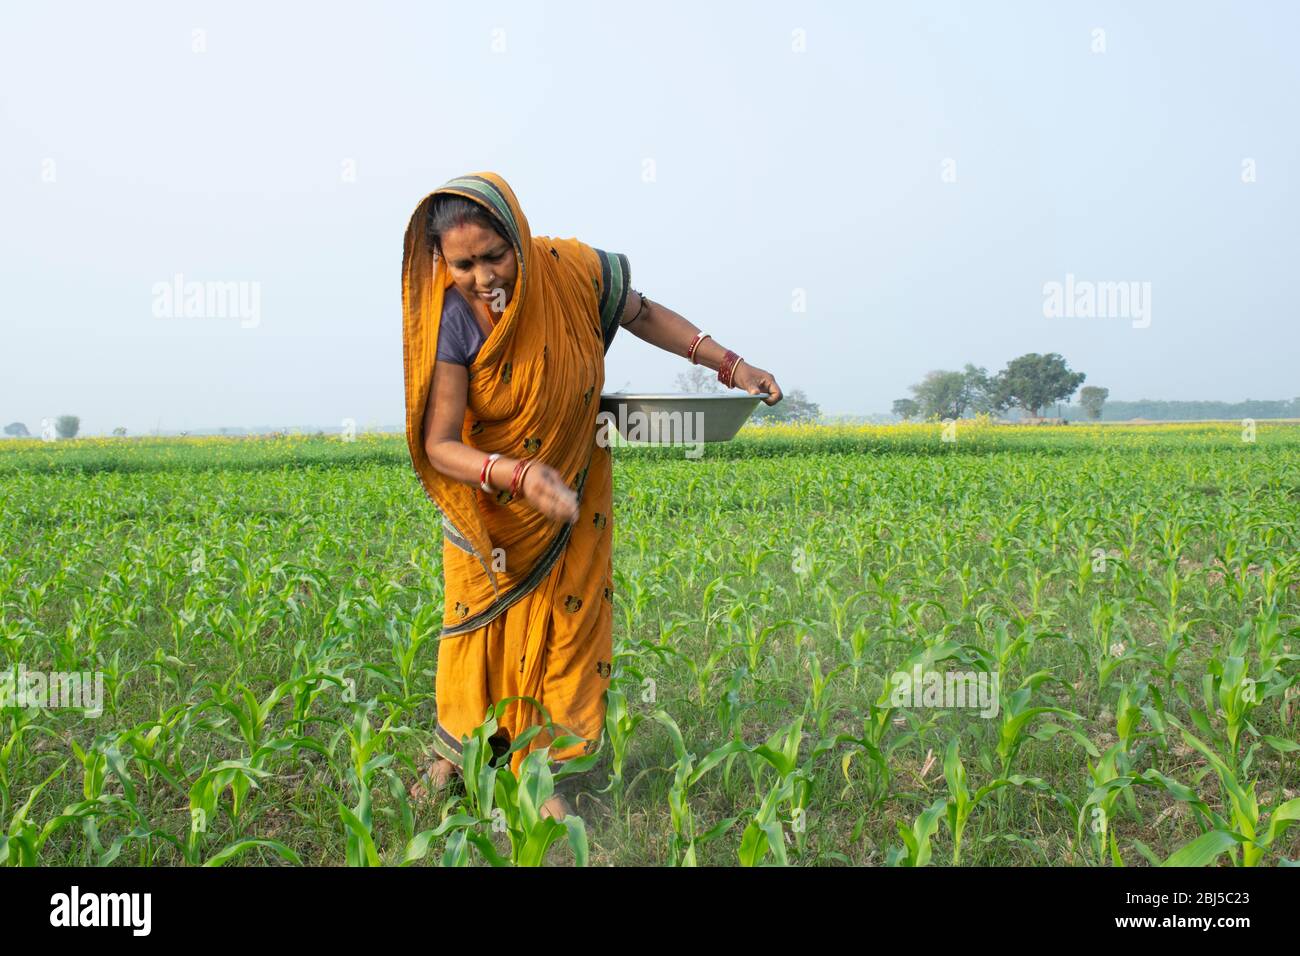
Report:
55,415,80,439
892,398,920,421
4,422,30,438
112,426,127,437
753,388,820,423
673,366,721,394
1078,386,1109,420
910,370,968,419
991,353,1085,418
959,363,997,414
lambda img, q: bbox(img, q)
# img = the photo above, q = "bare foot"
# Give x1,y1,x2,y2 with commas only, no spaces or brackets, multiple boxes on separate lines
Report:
540,793,573,821
410,757,457,803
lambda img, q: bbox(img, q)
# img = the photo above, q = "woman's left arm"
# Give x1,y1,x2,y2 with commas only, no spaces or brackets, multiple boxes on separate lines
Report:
618,292,784,406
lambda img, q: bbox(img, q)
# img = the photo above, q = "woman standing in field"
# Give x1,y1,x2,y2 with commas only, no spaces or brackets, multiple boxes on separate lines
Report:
401,172,783,819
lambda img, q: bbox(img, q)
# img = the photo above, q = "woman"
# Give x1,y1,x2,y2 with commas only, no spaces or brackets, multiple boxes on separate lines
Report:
401,172,783,819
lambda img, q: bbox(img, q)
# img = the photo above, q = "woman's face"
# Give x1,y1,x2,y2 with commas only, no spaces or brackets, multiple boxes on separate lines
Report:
439,220,517,314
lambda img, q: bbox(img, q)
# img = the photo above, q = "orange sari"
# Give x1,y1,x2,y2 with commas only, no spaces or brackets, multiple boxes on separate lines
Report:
401,172,630,776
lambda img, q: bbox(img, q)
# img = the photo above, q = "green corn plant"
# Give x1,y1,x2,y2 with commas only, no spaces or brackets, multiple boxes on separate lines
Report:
1155,615,1198,690
5,782,163,867
1087,597,1133,691
954,561,993,613
886,797,947,867
740,715,814,862
432,696,600,866
1077,743,1133,866
113,705,198,794
1,761,69,866
737,772,797,866
185,757,273,864
803,650,845,738
1070,539,1097,599
1212,534,1267,610
203,679,291,754
836,701,903,810
399,806,483,867
714,664,752,745
653,710,744,866
491,748,589,866
995,670,1096,780
1164,719,1300,867
199,836,302,867
1135,562,1205,689
600,685,644,803
969,612,1032,677
941,736,1053,865
1020,564,1065,628
334,698,413,866
840,650,970,809
0,708,58,812
680,634,733,705
381,603,439,707
726,600,794,674
1258,553,1299,609
1243,606,1300,729
825,588,865,656
845,622,872,687
66,736,136,861
903,599,950,648
1175,625,1261,771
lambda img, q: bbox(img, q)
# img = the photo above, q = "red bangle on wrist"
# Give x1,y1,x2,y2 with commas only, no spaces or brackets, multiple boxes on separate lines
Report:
718,350,743,388
687,332,711,365
479,452,501,492
510,459,536,500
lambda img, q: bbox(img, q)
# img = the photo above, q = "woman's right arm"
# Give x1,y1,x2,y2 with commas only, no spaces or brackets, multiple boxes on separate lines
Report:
421,360,579,524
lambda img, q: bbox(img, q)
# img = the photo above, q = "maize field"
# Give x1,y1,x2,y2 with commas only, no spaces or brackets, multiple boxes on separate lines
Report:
1,421,1298,866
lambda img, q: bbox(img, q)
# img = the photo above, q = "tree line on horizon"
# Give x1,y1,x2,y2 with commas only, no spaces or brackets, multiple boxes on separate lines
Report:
3,416,85,439
892,353,1098,421
1058,397,1300,422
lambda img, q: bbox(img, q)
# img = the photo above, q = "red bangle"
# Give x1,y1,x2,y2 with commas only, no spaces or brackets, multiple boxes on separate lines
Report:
479,452,501,492
729,354,744,386
510,459,537,500
687,332,711,365
718,350,743,388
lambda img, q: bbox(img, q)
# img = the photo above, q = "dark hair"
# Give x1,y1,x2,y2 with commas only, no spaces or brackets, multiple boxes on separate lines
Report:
425,195,509,258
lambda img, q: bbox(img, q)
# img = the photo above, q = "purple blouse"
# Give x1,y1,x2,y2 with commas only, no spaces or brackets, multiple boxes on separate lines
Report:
435,287,488,366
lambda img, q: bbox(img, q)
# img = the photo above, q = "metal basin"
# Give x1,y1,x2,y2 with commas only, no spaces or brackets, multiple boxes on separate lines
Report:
597,392,770,444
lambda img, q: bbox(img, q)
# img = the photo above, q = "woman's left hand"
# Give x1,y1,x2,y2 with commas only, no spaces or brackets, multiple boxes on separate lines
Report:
731,361,783,406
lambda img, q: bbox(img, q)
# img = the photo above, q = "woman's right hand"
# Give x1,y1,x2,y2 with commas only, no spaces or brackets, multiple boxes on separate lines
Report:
521,461,580,524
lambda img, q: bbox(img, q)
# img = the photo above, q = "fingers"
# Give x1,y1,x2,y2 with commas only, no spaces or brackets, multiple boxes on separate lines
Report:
533,466,578,523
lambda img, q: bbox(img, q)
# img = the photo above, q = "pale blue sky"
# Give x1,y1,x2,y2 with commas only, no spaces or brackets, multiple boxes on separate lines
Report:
2,1,1296,434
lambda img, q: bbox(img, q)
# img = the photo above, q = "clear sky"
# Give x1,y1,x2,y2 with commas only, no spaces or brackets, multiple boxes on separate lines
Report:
2,1,1296,434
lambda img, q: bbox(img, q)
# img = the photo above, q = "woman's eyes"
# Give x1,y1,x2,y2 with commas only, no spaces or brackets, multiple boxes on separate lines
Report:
452,250,507,270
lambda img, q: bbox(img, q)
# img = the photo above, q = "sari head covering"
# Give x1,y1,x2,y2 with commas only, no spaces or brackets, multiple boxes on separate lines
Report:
401,172,630,772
